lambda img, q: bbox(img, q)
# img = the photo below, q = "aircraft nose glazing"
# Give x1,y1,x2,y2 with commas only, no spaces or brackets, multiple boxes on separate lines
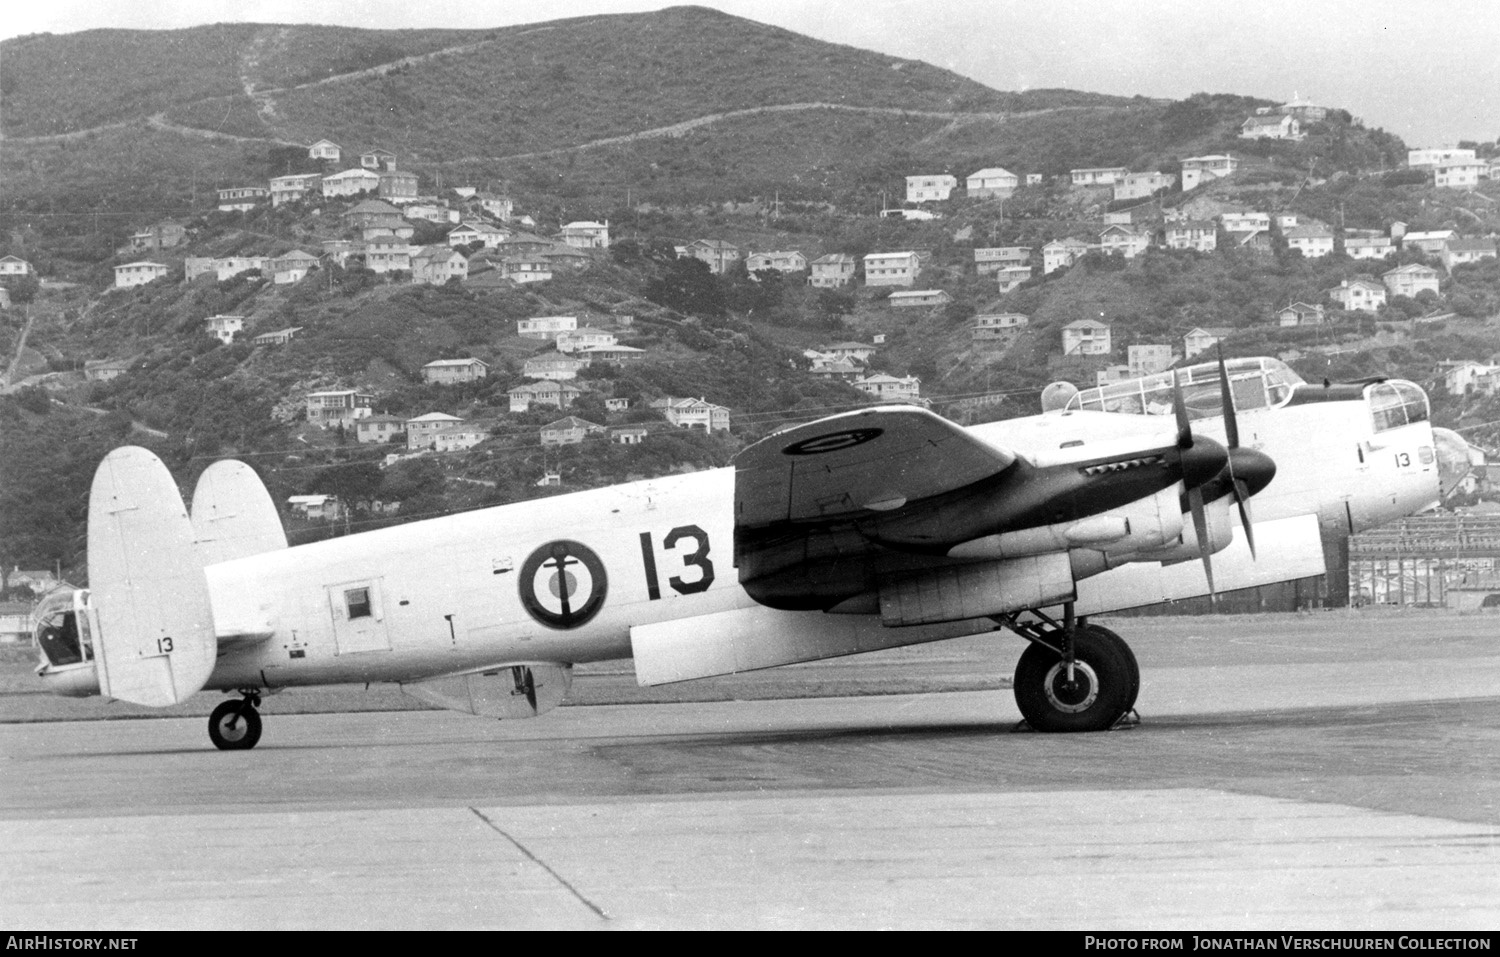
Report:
1177,435,1229,490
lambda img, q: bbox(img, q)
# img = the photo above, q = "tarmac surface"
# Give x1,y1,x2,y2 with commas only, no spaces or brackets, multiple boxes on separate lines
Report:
2,611,1499,930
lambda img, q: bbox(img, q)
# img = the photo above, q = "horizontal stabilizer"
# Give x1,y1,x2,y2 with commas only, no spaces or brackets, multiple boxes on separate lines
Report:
88,447,218,707
191,460,287,566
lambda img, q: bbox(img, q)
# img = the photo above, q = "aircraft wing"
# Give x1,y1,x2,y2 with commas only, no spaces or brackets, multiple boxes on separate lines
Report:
735,405,1015,527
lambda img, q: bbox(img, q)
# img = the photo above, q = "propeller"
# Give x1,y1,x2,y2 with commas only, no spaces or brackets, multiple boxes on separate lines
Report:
1214,347,1278,561
1172,369,1219,596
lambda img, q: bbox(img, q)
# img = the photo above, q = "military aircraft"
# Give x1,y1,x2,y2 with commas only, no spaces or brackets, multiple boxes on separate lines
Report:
31,356,1478,748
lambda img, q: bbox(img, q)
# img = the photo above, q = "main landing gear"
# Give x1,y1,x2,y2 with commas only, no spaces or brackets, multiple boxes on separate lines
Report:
1001,606,1140,733
208,692,263,751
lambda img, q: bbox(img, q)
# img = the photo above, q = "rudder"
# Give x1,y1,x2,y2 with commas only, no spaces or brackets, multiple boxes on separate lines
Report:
191,459,287,565
88,447,217,706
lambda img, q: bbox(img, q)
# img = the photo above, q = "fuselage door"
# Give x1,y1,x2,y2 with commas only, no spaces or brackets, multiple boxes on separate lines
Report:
327,579,391,655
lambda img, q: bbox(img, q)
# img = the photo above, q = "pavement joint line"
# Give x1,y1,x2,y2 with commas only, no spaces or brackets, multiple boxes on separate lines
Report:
468,805,612,922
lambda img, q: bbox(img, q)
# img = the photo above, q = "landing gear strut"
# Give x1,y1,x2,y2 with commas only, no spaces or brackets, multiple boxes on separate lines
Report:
1002,607,1139,732
208,693,263,751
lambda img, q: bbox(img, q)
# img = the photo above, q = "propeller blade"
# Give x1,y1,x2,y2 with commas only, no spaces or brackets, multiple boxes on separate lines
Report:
1233,478,1257,560
1188,485,1215,598
1216,346,1240,450
1173,369,1192,449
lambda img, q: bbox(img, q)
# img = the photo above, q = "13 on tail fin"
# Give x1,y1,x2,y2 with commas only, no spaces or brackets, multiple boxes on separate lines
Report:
88,447,218,706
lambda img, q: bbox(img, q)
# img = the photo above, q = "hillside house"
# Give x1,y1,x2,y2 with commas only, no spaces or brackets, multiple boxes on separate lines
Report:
421,358,488,384
543,244,592,271
683,240,741,274
881,209,938,221
322,168,381,198
888,289,953,308
0,256,34,276
1403,230,1457,255
854,374,921,402
500,254,553,283
308,140,342,162
1409,148,1477,168
560,221,609,249
974,247,1031,274
363,238,412,274
1240,113,1302,140
541,417,605,447
377,171,419,203
995,265,1033,292
1042,239,1089,275
1220,211,1271,233
808,357,863,380
1180,154,1239,190
818,342,876,364
863,251,920,287
405,203,459,225
1277,302,1327,327
1443,238,1497,272
662,398,730,432
343,199,407,231
216,186,268,212
84,358,133,381
1345,236,1394,260
1128,344,1175,375
113,262,169,288
1285,225,1335,258
269,250,319,284
746,251,808,274
518,315,577,339
605,398,631,412
1114,172,1175,202
269,173,324,206
319,240,362,268
1070,167,1128,187
1444,361,1500,396
1383,264,1441,298
288,495,344,522
475,193,514,220
1434,160,1486,189
202,314,245,344
1183,327,1234,359
1097,225,1151,258
1062,320,1111,356
966,167,1019,199
508,381,582,412
411,246,468,284
972,313,1028,340
523,355,585,381
577,344,645,365
448,222,509,249
1328,278,1387,313
203,256,268,282
406,412,464,450
434,426,488,453
612,426,648,445
306,390,373,428
1229,229,1274,253
495,232,554,258
1162,220,1217,252
252,327,302,346
556,328,617,353
360,148,396,171
1276,95,1327,122
906,175,957,202
128,220,186,251
808,253,856,287
355,414,406,445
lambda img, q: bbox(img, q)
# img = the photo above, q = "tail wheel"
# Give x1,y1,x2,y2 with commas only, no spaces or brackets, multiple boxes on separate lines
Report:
209,699,263,751
1014,624,1135,732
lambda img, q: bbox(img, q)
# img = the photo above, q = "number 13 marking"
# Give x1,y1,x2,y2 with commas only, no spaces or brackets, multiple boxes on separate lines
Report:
639,525,716,599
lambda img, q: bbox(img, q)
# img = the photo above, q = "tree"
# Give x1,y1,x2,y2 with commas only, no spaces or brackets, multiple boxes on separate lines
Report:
644,256,726,317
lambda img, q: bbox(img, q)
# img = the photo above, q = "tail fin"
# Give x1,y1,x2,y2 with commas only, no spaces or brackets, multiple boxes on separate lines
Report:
88,447,217,706
191,460,287,565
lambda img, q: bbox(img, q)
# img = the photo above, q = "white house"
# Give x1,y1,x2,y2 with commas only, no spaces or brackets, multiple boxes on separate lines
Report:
1383,264,1441,299
1114,172,1175,202
308,139,342,162
1434,160,1487,189
1284,225,1335,258
517,315,577,339
808,253,856,287
974,247,1031,274
556,327,618,353
966,167,1019,199
863,251,920,287
113,262,169,288
1061,320,1111,356
972,313,1028,341
1408,148,1476,169
906,175,957,203
1183,327,1234,360
1097,225,1151,258
421,358,488,384
321,168,381,198
1240,114,1302,140
1128,344,1174,376
305,390,373,428
560,221,609,249
1345,236,1394,260
995,266,1033,292
854,374,921,402
746,251,808,274
662,398,730,432
1328,278,1387,313
1070,167,1129,187
1180,154,1239,191
1042,239,1089,275
1162,220,1217,252
202,314,245,344
888,289,952,308
406,412,465,450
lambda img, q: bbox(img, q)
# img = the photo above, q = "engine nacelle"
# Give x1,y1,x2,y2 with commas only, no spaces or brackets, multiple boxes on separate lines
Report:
946,485,1186,563
1130,496,1236,566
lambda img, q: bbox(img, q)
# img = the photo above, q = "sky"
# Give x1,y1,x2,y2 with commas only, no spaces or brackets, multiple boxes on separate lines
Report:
2,0,1496,149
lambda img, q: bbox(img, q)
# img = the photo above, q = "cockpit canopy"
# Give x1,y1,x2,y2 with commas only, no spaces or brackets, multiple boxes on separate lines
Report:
1067,357,1304,420
33,589,91,669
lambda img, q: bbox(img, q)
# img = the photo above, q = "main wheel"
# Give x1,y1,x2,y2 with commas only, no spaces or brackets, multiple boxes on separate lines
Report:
208,700,263,751
1014,625,1135,732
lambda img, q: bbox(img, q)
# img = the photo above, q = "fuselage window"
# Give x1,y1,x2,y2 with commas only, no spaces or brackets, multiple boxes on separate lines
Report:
345,587,372,620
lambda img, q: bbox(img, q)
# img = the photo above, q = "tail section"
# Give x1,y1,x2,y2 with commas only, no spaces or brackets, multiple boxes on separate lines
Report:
191,459,287,565
88,447,217,706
